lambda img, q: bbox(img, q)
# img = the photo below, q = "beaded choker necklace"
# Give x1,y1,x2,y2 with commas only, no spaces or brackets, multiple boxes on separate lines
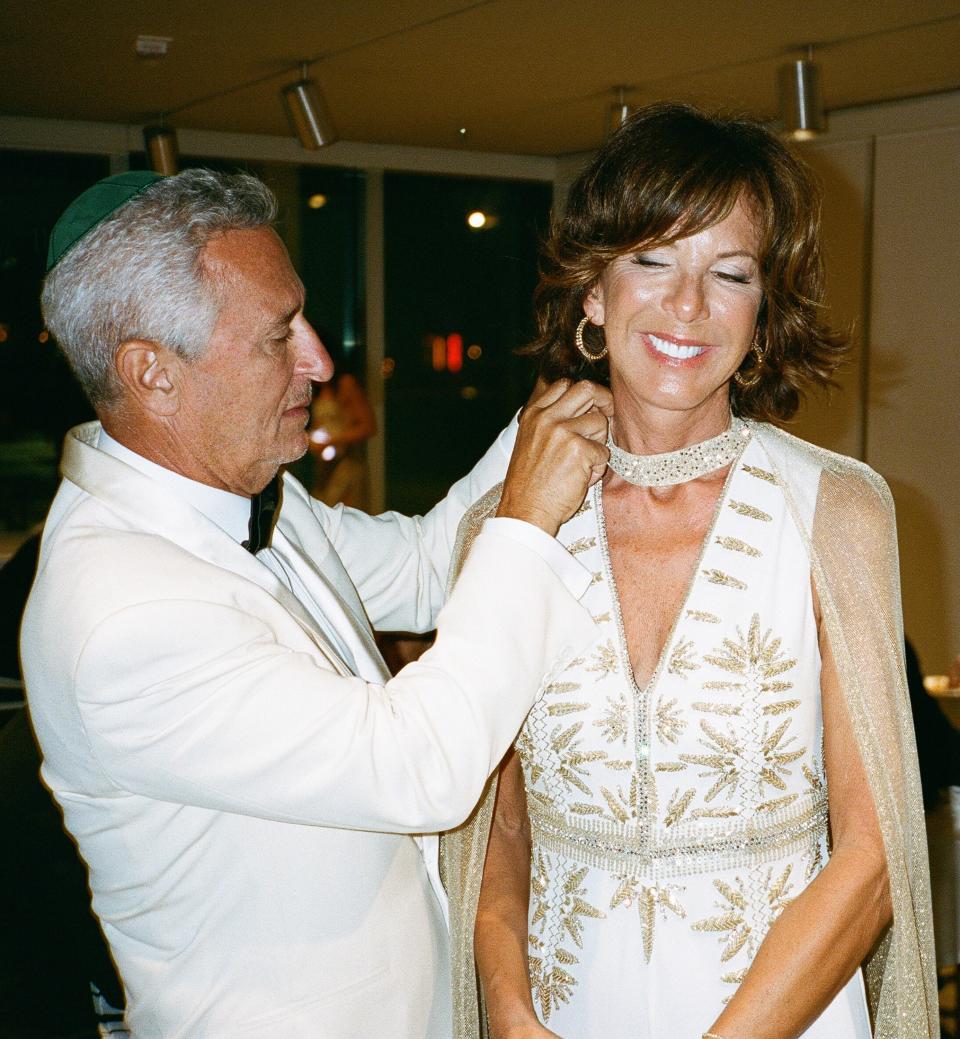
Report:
606,418,750,487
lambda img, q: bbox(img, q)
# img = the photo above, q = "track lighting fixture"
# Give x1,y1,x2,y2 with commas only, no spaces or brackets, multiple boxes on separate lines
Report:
282,62,338,150
779,45,826,140
143,123,179,174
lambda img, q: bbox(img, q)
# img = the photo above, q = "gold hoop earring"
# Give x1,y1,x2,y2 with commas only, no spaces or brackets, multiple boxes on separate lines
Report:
733,335,764,389
575,316,607,362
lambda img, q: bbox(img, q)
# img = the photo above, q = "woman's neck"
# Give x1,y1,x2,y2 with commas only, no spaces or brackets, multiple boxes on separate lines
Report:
610,391,733,456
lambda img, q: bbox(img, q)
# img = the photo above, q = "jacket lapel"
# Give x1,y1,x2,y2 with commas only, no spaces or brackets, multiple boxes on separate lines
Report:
60,423,356,678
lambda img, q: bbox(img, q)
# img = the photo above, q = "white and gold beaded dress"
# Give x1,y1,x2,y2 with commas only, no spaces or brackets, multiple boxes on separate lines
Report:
442,421,938,1039
516,430,868,1036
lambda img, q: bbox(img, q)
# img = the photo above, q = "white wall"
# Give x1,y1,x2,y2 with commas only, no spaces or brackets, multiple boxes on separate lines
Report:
801,93,960,675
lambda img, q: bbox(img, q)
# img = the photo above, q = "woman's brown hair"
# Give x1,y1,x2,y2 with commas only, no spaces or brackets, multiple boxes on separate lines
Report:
525,102,847,421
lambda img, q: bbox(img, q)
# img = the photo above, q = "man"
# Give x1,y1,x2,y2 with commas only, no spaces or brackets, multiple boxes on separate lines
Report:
21,169,610,1038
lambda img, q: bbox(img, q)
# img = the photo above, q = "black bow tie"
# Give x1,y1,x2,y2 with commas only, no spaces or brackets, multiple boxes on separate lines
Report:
243,475,281,554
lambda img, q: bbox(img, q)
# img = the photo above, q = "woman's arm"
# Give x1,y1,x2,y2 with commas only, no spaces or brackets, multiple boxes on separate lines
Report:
705,587,892,1039
475,748,561,1039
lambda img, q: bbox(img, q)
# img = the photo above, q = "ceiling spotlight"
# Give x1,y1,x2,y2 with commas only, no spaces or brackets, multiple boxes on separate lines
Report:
282,62,338,150
143,123,179,175
779,46,826,141
467,210,487,229
606,85,632,135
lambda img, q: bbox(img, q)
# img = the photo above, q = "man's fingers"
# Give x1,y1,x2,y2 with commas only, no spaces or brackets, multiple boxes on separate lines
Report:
526,377,571,412
547,379,614,419
565,409,610,444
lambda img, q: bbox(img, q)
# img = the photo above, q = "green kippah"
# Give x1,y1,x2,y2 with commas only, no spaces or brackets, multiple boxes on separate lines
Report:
46,170,165,272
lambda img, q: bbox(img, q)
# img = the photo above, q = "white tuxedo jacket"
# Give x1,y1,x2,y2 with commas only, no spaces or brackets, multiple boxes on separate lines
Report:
21,422,595,1039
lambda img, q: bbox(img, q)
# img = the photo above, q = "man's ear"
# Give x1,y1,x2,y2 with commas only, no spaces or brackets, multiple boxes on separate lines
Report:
583,282,605,327
115,340,182,417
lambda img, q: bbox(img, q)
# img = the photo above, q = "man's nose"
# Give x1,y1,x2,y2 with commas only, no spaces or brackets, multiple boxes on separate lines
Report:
662,273,708,323
291,315,335,382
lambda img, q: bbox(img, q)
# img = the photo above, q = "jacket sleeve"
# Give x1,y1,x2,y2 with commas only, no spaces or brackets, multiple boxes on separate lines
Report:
315,417,518,632
71,527,593,833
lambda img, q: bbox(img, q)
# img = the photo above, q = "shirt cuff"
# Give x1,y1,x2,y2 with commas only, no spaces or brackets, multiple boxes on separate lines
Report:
482,517,592,600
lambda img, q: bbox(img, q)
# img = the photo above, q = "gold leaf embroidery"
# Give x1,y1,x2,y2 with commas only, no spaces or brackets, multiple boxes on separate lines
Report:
515,728,543,785
656,761,687,773
605,758,633,771
762,699,800,716
566,536,596,555
528,851,605,1021
655,695,688,744
756,793,799,813
728,500,772,522
568,802,605,816
691,806,740,818
667,638,700,679
692,701,742,716
664,787,696,827
802,763,823,792
680,721,742,802
715,535,762,558
609,878,686,962
594,693,628,744
550,721,607,796
547,701,591,717
742,464,777,484
702,568,747,591
703,616,797,687
806,839,824,881
544,680,582,697
591,611,611,625
585,640,619,681
694,867,797,979
600,774,642,824
687,609,721,624
528,934,578,1022
588,571,603,587
574,497,593,517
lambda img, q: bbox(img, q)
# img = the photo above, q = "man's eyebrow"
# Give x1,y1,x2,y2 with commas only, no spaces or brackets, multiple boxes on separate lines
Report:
266,303,301,333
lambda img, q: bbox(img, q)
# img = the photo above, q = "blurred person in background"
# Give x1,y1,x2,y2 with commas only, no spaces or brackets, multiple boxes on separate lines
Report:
308,354,376,509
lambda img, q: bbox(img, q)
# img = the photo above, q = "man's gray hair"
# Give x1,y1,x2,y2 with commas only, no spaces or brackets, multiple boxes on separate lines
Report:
41,168,278,408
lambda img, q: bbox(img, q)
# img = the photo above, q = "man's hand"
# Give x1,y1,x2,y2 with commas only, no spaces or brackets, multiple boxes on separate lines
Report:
497,380,613,536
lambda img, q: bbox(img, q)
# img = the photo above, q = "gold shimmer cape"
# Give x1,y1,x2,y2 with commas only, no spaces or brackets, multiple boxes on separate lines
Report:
440,421,939,1039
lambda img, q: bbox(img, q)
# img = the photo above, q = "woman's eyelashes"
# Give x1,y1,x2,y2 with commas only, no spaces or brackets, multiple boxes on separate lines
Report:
631,253,668,268
714,268,753,284
630,254,754,286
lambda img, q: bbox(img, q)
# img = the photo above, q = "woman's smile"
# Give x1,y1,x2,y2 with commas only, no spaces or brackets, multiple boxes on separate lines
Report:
642,331,712,364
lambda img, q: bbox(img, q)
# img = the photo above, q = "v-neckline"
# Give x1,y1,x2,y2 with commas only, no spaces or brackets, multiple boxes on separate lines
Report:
594,439,748,699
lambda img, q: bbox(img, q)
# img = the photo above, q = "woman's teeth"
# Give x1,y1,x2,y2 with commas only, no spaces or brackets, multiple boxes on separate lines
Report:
648,334,705,360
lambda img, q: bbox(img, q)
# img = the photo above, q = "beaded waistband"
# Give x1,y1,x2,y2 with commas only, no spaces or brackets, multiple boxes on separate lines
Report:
528,792,829,879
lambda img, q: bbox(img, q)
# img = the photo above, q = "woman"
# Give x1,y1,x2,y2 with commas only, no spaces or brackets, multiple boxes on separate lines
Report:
308,367,377,508
443,104,937,1039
